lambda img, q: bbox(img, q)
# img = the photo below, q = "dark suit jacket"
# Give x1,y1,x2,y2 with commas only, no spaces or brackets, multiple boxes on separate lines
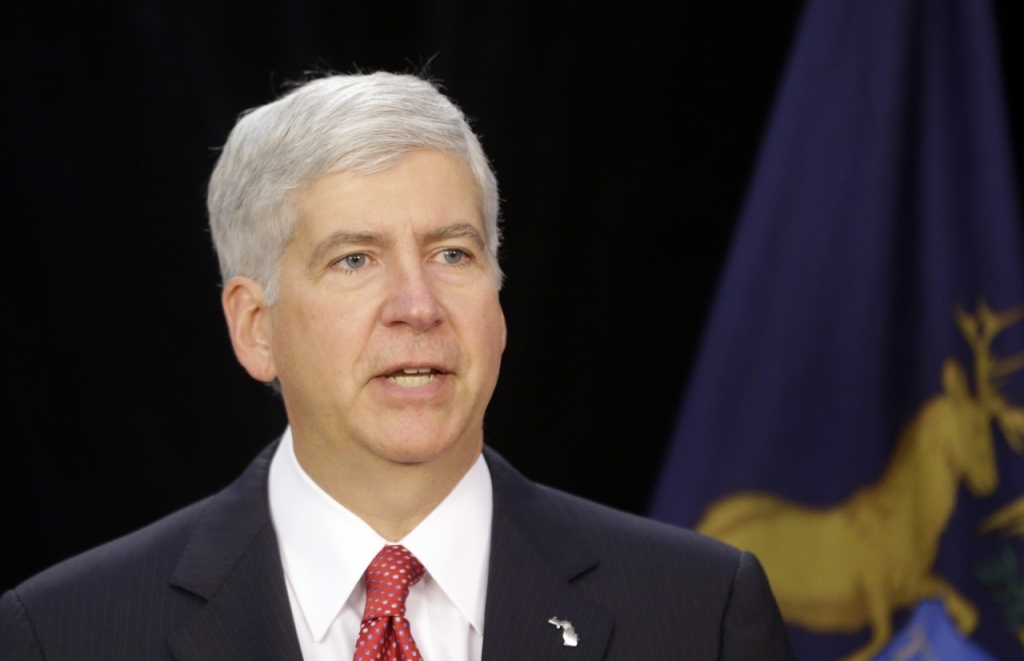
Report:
1,445,793,660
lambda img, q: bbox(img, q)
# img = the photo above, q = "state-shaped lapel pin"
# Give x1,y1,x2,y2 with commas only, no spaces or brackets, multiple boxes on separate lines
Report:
547,616,579,647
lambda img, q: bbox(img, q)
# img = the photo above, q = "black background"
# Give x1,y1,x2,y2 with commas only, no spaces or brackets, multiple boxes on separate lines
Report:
2,0,1022,593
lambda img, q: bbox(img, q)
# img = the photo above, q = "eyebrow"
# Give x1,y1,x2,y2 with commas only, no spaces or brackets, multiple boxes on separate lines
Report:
306,223,485,271
424,223,486,249
307,230,391,271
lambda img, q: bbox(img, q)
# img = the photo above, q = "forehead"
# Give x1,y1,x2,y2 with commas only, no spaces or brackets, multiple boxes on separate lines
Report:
293,150,483,241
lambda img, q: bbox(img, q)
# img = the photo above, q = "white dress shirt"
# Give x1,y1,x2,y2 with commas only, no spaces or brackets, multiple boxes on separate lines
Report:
268,428,492,661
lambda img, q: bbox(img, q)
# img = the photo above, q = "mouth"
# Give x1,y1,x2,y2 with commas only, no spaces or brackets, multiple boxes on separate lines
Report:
384,366,446,388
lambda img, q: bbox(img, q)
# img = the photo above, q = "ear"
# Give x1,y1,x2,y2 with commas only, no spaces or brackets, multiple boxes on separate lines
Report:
222,276,277,383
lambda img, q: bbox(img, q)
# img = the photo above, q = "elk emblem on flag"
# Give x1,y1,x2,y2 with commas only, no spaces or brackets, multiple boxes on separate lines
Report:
696,304,1024,661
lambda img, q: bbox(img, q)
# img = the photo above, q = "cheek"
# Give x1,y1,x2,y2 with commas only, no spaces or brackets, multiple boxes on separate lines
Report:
477,300,507,367
273,303,350,378
311,304,387,382
269,312,311,384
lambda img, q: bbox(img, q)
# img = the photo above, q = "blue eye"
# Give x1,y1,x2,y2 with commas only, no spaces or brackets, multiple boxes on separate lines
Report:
441,249,465,264
341,254,367,269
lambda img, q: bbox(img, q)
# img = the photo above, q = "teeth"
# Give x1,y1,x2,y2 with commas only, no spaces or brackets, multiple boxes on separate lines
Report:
402,367,433,374
389,374,436,388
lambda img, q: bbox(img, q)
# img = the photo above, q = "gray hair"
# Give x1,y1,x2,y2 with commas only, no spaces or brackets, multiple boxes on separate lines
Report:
207,72,502,304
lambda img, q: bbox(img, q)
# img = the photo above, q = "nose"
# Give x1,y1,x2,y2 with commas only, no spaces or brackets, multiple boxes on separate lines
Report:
380,263,444,332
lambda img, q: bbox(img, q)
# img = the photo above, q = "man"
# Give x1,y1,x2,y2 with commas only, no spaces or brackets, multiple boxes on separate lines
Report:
0,72,793,660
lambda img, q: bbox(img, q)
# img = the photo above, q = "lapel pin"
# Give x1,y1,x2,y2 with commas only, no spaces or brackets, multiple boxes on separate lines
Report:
548,616,579,647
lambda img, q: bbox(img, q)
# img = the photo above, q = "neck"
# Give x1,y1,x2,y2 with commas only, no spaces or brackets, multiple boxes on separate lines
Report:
290,427,482,542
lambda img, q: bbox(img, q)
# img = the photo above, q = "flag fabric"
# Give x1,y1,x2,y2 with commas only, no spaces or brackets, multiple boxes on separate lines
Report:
874,600,994,661
649,0,1024,658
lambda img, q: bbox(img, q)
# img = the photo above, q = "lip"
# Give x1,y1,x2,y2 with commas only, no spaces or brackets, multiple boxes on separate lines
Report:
372,370,453,402
370,361,454,400
376,361,452,378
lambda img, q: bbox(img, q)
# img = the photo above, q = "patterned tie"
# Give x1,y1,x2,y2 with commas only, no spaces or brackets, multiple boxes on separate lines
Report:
353,545,426,661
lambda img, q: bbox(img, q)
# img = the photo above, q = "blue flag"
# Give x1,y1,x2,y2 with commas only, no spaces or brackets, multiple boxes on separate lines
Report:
649,0,1024,658
874,600,994,661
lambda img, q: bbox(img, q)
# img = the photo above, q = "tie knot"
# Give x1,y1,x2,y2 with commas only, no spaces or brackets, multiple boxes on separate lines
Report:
362,545,425,621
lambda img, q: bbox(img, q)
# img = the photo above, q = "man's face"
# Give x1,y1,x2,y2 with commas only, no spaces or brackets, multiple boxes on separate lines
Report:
266,150,506,468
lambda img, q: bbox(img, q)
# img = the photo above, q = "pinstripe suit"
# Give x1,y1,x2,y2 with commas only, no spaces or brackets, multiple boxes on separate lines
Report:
0,445,793,660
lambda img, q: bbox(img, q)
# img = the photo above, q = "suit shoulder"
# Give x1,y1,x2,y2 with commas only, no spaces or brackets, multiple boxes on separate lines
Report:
544,488,795,658
539,484,743,575
13,494,214,606
524,484,790,656
484,447,743,583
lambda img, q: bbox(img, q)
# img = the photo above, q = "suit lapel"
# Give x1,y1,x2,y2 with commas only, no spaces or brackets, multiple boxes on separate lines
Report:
161,443,614,661
166,445,303,661
482,448,613,661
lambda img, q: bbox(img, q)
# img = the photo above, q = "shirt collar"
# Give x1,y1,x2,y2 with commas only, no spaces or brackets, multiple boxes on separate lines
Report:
268,428,492,641
401,446,492,636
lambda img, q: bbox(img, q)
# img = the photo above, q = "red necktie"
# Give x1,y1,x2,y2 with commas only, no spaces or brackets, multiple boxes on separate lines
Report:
353,545,426,661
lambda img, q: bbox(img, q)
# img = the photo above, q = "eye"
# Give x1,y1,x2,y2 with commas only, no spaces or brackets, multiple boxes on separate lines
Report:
338,253,368,270
440,249,466,265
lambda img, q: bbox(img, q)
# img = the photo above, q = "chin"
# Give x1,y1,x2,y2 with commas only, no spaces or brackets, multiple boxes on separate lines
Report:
371,426,480,466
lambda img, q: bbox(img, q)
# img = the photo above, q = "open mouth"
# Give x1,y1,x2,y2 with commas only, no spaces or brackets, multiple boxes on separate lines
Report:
387,367,443,388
